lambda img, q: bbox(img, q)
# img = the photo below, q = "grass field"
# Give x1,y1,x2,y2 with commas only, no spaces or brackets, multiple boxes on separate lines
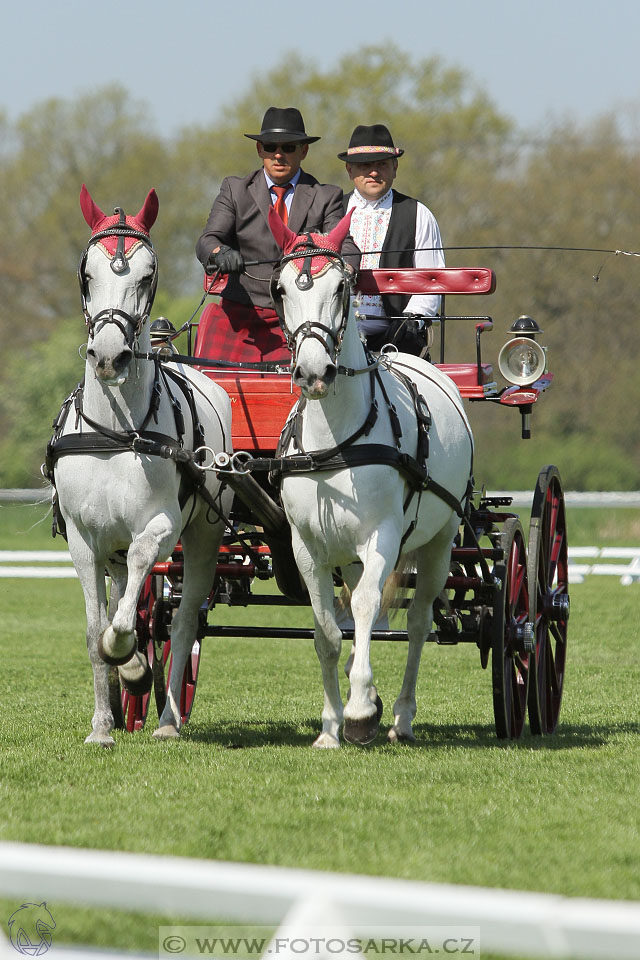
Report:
1,498,639,959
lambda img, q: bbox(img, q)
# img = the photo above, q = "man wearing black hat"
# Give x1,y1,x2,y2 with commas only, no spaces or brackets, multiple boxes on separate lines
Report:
339,123,445,356
195,107,359,363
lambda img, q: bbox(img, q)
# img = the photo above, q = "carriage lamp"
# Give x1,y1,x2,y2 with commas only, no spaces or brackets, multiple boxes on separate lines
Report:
497,315,547,386
150,316,178,357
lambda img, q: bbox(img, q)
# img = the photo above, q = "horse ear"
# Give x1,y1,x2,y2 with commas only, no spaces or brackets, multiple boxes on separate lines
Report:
268,207,298,253
136,189,159,233
325,208,354,251
80,184,105,229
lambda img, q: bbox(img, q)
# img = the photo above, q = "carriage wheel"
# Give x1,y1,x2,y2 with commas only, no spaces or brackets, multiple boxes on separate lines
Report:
109,575,159,732
150,587,204,726
154,629,203,725
527,465,569,734
491,517,532,739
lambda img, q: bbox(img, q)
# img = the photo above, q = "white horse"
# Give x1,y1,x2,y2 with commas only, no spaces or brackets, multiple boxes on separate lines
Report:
268,210,474,747
48,185,232,746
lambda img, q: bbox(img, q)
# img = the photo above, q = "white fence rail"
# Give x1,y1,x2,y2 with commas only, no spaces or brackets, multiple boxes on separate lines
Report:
4,488,640,507
1,843,639,960
3,548,640,585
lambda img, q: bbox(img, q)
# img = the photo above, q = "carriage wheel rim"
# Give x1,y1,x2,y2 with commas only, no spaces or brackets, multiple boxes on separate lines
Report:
528,466,569,735
492,518,530,739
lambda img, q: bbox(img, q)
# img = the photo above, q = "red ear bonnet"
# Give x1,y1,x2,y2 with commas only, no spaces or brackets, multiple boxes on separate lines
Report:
136,189,159,234
80,184,105,231
79,184,158,256
268,207,299,254
268,208,354,275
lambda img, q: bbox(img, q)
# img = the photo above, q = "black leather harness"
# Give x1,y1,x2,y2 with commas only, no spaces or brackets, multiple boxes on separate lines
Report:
43,358,228,539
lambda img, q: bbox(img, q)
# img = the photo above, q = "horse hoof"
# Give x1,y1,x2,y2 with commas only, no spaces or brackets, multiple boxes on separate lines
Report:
98,627,136,666
118,655,153,697
312,733,341,749
387,725,416,744
343,715,379,745
84,731,115,748
153,724,180,740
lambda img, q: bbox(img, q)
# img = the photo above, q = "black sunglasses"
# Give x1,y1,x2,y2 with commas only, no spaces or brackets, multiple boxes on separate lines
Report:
260,143,299,154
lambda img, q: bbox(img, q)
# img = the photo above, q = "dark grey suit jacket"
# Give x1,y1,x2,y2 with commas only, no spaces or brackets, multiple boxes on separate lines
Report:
196,168,360,308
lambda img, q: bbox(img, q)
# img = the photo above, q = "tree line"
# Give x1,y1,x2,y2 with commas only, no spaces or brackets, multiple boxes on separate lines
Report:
1,44,639,490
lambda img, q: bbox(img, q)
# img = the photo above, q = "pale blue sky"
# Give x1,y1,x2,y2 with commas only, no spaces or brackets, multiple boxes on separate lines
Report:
1,0,639,139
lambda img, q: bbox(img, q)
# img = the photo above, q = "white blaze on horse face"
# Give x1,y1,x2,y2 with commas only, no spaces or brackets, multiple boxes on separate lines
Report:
84,242,155,384
284,262,345,399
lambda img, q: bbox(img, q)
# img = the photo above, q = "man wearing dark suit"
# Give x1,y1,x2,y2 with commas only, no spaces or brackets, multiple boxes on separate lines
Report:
195,107,359,363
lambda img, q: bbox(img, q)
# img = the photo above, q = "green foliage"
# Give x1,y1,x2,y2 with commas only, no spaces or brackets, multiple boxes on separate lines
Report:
0,320,84,487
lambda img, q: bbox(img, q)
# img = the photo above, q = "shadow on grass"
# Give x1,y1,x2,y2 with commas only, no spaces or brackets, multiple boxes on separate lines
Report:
184,720,319,748
403,720,640,750
183,718,639,750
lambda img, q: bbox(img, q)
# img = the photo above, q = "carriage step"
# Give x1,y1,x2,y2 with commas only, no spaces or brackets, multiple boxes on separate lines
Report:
479,496,514,507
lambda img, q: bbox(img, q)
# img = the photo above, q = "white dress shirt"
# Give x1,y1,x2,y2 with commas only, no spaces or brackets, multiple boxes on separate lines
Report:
347,188,445,335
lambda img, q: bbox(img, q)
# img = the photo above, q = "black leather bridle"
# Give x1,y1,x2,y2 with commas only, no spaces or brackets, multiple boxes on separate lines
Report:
77,207,158,350
270,236,352,368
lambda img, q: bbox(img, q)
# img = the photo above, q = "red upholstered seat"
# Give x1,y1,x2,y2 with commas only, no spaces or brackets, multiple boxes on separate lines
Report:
356,268,496,297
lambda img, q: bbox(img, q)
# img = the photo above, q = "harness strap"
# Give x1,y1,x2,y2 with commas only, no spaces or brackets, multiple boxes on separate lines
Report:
135,351,291,372
46,430,193,464
247,442,466,513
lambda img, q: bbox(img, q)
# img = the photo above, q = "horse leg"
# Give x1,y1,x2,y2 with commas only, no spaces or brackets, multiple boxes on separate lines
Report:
342,535,397,745
98,517,177,667
154,516,222,739
292,536,344,748
388,519,457,743
102,558,152,696
67,528,114,746
337,562,362,678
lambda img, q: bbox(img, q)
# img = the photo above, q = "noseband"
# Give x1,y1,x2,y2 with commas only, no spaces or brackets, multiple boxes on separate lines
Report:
270,237,352,367
78,206,158,348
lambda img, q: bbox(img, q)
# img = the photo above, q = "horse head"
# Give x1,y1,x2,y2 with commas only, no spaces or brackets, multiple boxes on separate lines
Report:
79,184,159,384
269,209,354,399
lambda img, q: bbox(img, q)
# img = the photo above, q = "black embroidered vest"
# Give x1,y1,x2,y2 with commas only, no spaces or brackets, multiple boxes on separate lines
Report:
345,190,418,315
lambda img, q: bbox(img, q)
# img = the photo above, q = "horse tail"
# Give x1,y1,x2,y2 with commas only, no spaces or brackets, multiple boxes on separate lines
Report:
381,552,415,621
333,553,415,624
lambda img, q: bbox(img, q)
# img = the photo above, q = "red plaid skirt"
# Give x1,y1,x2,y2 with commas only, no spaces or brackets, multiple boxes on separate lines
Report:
194,300,290,364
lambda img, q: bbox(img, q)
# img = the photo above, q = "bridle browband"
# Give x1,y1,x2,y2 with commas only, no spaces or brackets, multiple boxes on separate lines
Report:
270,237,353,368
77,206,159,349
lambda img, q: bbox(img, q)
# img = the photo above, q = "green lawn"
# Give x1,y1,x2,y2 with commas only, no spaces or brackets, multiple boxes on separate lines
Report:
1,499,639,959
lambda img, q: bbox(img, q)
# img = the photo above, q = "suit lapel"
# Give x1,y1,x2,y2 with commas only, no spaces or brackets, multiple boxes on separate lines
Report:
288,171,318,233
249,172,273,225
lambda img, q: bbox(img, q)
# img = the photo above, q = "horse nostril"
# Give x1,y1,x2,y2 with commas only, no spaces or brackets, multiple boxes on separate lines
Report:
323,364,337,385
114,349,133,372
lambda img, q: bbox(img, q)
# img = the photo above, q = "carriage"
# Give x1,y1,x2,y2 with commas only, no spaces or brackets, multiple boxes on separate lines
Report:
109,257,568,744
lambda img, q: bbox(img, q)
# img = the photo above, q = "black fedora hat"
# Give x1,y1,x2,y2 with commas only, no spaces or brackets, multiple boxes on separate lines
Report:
245,107,320,144
337,123,404,163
